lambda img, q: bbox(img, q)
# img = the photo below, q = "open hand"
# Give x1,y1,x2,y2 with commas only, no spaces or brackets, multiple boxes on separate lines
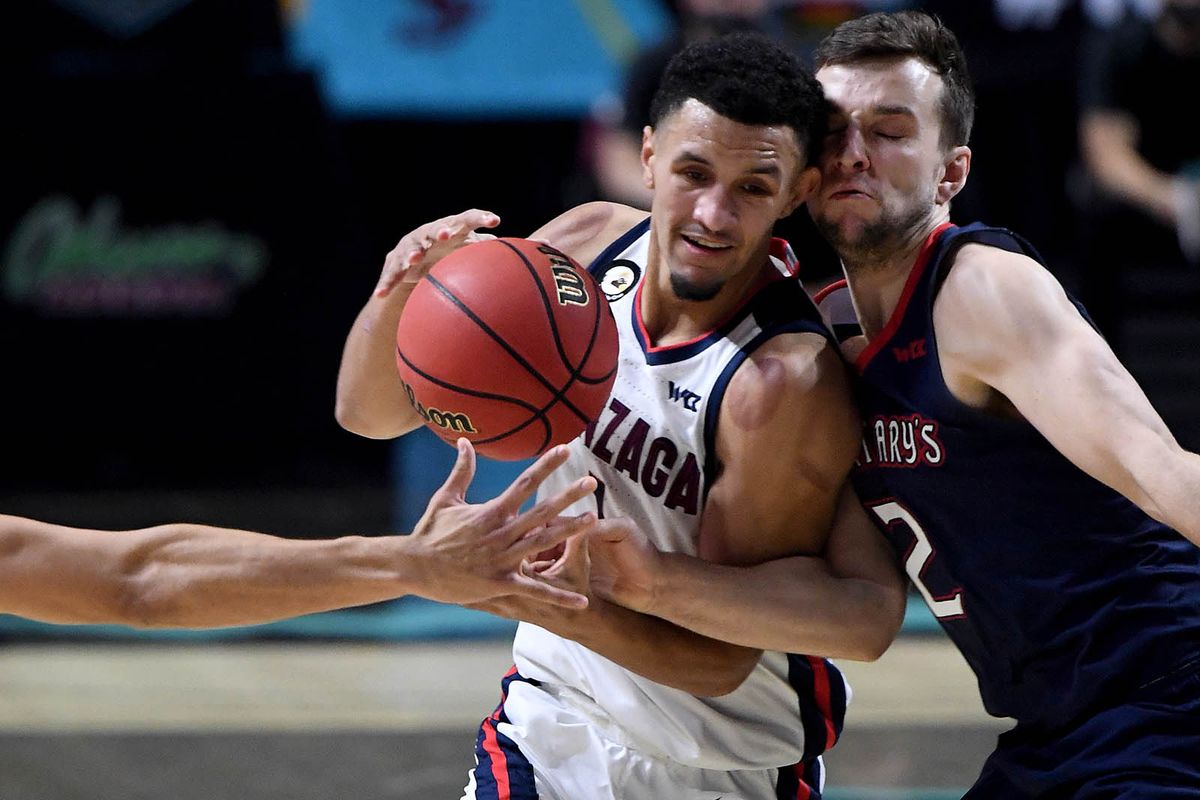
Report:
375,209,501,297
470,533,592,628
407,439,596,608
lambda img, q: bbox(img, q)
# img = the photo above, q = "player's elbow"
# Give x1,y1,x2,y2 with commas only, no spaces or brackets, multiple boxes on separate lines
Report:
335,395,376,437
842,588,906,662
334,397,407,440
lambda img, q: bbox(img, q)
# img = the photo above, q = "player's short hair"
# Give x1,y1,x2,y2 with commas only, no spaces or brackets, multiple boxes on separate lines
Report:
649,31,828,166
814,11,975,148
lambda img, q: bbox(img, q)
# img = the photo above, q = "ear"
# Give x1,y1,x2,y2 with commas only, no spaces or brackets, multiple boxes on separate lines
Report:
936,145,971,205
640,125,655,191
782,165,820,219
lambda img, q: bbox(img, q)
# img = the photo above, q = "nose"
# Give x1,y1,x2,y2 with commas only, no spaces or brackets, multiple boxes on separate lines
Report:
693,185,735,232
832,127,869,173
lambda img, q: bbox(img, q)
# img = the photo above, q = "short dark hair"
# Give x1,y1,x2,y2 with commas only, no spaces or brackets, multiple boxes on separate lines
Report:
649,31,828,165
813,11,975,148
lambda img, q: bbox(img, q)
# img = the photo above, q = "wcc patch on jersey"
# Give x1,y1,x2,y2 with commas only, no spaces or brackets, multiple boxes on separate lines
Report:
596,259,640,302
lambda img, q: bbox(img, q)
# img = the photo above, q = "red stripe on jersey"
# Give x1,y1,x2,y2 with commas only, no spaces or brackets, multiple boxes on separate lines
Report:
632,263,792,354
480,665,520,799
811,278,847,305
770,237,800,276
854,221,952,372
792,760,813,800
807,655,838,749
480,718,511,799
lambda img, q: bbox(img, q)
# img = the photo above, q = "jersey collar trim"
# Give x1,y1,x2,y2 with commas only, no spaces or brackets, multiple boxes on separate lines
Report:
853,221,953,373
631,262,791,365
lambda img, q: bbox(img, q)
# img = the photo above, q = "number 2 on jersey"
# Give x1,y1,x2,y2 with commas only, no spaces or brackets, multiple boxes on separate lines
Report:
870,501,964,619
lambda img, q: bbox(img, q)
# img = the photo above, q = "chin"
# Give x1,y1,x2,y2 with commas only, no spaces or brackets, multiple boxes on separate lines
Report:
669,272,724,302
817,209,873,243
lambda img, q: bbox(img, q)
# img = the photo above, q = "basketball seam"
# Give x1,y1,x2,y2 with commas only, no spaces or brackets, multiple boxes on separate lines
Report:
497,239,578,373
496,240,613,403
396,348,543,413
396,347,553,452
426,271,595,426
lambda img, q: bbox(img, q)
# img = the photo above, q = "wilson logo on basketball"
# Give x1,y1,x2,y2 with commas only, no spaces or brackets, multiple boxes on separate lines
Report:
402,382,477,433
537,244,590,307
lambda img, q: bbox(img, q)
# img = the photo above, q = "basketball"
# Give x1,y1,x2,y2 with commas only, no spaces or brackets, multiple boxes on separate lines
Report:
395,237,619,460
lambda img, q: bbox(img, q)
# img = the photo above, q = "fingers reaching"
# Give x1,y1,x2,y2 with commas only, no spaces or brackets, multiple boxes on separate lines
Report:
433,438,476,504
505,573,589,609
493,445,574,514
374,210,501,298
509,512,597,561
501,472,596,543
591,516,635,543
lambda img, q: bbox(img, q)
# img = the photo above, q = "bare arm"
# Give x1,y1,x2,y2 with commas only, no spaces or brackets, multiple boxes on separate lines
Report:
0,442,598,627
592,127,653,209
592,486,904,660
1080,109,1176,224
335,209,501,439
936,245,1200,545
336,204,643,439
473,535,762,697
589,337,906,660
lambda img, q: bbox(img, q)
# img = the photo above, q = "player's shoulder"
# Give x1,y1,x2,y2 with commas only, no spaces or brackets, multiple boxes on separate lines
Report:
532,202,649,268
726,328,852,418
939,241,1058,320
716,328,858,472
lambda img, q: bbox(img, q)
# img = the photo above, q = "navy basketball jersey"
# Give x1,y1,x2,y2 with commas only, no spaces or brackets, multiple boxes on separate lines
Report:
842,222,1200,727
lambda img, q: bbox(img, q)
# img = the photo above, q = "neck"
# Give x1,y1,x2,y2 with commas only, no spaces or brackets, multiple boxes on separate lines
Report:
641,238,771,346
840,220,944,338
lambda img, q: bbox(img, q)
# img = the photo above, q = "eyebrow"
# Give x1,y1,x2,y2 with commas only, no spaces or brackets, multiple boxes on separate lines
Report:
872,105,917,119
674,150,783,178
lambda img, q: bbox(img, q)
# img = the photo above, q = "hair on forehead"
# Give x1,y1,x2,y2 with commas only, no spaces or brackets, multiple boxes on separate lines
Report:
648,31,828,166
814,11,975,148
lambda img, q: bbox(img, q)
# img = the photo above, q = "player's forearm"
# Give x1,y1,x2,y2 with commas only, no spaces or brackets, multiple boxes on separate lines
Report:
1081,114,1176,223
644,553,904,661
335,290,423,439
113,526,418,628
1135,449,1200,549
536,597,761,696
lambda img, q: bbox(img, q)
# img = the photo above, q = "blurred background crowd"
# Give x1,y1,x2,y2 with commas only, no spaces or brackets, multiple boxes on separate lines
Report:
1,0,1197,545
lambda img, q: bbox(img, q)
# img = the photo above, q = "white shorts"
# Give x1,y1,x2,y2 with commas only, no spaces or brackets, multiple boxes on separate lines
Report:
461,670,826,800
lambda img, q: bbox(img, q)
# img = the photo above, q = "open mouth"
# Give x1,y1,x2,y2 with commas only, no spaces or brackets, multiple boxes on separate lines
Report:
681,233,733,252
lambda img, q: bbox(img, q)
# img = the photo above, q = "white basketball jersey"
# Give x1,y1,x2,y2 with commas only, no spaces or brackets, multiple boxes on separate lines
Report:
512,219,851,772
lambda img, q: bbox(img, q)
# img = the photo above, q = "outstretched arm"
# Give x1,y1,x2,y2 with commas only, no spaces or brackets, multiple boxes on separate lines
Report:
936,244,1200,545
0,441,596,628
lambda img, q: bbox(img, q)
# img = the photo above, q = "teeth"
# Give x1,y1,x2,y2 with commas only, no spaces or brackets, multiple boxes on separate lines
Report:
685,235,729,249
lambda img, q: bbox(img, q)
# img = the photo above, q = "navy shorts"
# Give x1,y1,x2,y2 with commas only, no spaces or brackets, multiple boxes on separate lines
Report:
965,657,1200,799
